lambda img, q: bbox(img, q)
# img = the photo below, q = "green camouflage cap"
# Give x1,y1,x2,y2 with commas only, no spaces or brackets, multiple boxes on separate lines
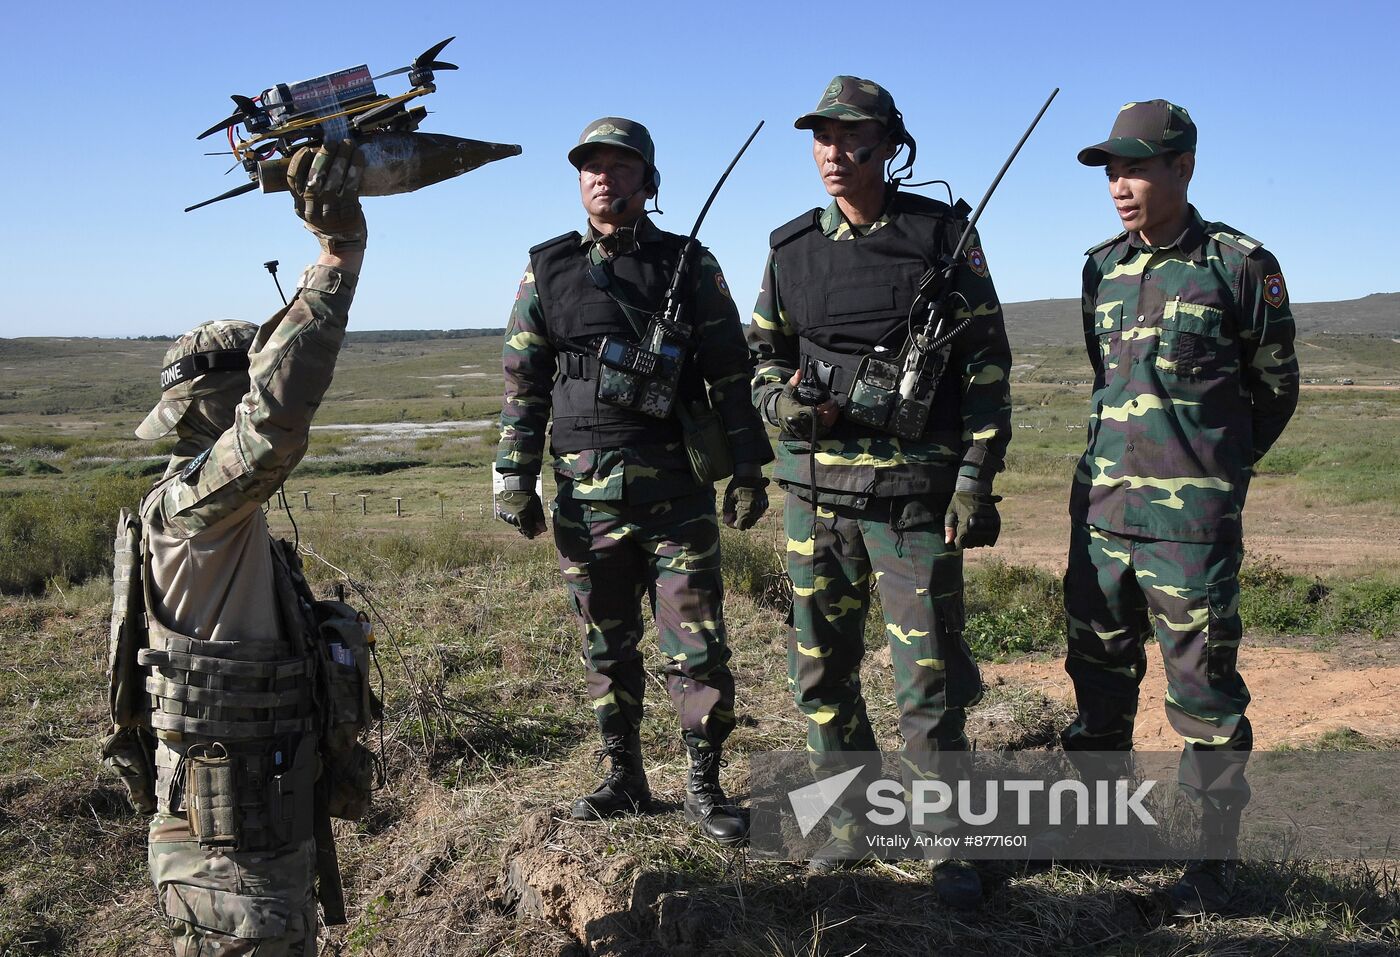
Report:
135,319,257,440
794,75,896,129
567,117,655,170
1077,99,1197,166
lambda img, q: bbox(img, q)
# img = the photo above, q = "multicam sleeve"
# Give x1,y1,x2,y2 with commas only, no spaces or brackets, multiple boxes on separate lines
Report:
949,228,1013,484
495,263,555,478
1239,250,1300,462
746,251,799,428
691,249,773,465
158,264,357,534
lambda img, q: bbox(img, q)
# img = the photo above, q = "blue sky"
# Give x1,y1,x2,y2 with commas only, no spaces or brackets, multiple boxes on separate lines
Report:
4,0,1396,337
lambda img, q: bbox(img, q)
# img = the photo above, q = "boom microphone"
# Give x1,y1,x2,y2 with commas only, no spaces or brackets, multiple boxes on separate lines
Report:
608,187,644,215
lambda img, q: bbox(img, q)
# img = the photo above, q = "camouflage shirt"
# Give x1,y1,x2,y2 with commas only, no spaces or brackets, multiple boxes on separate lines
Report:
748,197,1012,506
496,215,770,504
143,264,357,641
1070,207,1299,542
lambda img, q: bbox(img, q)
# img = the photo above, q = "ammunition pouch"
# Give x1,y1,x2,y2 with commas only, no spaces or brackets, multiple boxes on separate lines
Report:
181,735,318,852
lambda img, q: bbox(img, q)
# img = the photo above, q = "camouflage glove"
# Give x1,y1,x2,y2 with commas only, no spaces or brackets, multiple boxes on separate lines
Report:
495,474,546,539
944,480,1002,549
773,384,832,440
288,140,367,253
722,470,769,530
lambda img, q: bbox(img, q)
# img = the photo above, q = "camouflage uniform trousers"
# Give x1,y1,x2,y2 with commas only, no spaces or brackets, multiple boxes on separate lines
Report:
1061,523,1251,810
552,488,736,750
149,812,316,956
785,492,983,756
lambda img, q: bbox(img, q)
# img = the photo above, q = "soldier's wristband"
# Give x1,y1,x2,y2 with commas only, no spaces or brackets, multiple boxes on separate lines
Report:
499,472,536,492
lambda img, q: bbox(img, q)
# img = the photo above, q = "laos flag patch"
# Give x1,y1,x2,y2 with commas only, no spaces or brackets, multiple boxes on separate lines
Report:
966,246,988,278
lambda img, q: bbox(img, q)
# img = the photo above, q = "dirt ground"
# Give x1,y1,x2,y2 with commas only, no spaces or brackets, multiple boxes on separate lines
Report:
982,476,1400,578
985,635,1400,750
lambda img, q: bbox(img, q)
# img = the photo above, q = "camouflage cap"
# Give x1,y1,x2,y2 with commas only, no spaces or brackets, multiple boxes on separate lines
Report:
135,319,257,440
1077,99,1197,166
794,76,897,129
567,117,656,171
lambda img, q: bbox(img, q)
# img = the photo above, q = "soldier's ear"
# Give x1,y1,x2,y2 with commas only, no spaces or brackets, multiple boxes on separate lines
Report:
1176,151,1195,186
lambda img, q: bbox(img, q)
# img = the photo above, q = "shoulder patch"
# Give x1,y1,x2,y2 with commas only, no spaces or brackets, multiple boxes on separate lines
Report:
965,246,989,278
1207,223,1265,257
1262,272,1287,308
769,209,822,249
180,448,212,484
1084,231,1128,256
528,231,582,256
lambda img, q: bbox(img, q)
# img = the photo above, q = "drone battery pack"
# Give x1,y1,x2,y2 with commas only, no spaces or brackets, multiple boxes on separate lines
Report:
262,65,377,127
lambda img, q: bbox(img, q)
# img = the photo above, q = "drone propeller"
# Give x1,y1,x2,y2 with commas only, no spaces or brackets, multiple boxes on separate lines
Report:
373,36,458,83
184,180,259,213
197,94,262,140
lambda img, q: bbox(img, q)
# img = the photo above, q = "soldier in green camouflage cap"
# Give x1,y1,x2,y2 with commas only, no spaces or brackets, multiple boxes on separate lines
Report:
495,116,773,845
107,141,369,956
748,76,1013,907
1063,99,1299,916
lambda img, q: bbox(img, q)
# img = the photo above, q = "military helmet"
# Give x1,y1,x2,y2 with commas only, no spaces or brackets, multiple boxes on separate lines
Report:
567,116,660,192
135,319,257,440
1077,99,1197,166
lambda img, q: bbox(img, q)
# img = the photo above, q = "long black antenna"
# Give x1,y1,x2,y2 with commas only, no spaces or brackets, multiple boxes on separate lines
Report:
949,88,1059,261
660,120,764,311
264,260,287,305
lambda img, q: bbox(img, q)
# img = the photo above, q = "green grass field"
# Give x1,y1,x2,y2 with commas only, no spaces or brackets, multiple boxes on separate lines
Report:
2,328,1398,955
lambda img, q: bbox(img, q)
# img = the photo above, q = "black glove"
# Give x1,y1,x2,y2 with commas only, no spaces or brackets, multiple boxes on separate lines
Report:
495,475,546,539
288,140,367,253
944,486,1002,549
722,474,769,530
774,384,832,440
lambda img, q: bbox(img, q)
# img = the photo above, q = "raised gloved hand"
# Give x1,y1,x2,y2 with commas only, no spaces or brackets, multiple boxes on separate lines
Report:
288,140,367,253
944,480,1002,549
495,474,546,539
722,471,769,530
774,384,834,440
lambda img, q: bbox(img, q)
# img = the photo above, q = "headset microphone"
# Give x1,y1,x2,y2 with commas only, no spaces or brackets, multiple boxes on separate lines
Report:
608,188,642,215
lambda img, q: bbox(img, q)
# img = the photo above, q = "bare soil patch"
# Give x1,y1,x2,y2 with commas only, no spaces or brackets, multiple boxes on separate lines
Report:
984,635,1400,749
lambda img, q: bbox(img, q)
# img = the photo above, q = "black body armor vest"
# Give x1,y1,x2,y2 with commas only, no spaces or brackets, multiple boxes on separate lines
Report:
529,230,703,454
770,192,966,440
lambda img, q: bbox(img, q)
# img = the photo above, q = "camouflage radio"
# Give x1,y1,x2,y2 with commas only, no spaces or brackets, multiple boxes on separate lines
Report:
595,318,690,418
844,347,949,441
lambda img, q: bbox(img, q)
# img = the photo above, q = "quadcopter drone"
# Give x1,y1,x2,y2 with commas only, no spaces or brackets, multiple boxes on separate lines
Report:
188,37,520,212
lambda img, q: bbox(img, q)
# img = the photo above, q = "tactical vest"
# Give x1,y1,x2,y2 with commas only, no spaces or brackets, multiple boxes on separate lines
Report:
103,480,379,861
529,230,704,454
770,192,966,439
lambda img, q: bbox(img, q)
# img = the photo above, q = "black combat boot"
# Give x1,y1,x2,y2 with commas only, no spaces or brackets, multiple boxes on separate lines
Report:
930,858,984,910
683,745,747,845
571,732,650,820
1168,804,1241,916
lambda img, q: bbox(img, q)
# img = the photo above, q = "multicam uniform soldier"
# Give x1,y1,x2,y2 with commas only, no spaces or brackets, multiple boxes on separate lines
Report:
1063,100,1300,915
494,118,773,845
748,77,1012,905
110,142,367,955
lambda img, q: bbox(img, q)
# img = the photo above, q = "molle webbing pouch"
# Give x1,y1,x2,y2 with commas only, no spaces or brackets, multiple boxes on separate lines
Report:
675,398,734,485
105,506,157,813
185,743,240,848
314,601,382,821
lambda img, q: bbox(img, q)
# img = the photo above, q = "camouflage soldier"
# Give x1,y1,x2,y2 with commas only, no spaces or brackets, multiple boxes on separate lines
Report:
494,117,773,845
748,77,1012,905
1064,100,1300,915
110,142,367,955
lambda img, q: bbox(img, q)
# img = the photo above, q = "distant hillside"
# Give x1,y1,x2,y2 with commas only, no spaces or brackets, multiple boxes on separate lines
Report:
1003,292,1400,345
